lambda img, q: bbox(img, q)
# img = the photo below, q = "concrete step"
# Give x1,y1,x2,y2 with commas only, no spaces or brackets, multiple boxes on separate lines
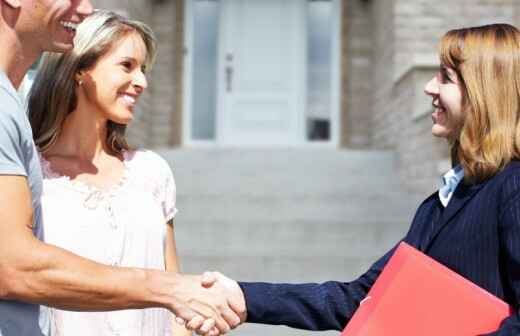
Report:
175,193,422,222
229,324,339,336
175,218,409,258
161,149,405,194
161,148,397,174
178,254,385,284
174,174,418,197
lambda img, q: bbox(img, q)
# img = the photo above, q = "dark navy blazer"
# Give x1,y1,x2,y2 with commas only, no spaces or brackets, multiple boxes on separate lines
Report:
239,161,520,335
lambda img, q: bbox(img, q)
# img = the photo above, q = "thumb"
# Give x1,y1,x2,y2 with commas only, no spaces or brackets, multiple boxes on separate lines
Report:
201,271,217,288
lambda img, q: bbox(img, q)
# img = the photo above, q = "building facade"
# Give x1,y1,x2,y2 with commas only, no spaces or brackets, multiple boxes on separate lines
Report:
94,0,520,193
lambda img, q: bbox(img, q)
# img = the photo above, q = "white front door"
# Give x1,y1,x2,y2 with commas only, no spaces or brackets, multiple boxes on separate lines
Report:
217,0,306,145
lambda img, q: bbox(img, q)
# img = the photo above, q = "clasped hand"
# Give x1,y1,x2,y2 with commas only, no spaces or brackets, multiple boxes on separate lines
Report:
175,272,246,335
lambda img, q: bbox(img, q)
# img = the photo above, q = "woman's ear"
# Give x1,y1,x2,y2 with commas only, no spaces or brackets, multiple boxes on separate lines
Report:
75,72,84,86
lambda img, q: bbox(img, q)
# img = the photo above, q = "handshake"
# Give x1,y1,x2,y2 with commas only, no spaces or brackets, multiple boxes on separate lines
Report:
173,271,246,335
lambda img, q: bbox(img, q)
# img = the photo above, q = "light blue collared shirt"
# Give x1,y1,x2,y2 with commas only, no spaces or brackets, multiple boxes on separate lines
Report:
438,165,464,207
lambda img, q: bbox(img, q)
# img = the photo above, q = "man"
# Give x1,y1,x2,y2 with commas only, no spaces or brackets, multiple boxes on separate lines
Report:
0,1,244,335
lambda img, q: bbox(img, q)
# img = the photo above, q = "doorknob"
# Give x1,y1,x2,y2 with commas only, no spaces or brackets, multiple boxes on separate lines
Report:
225,66,233,92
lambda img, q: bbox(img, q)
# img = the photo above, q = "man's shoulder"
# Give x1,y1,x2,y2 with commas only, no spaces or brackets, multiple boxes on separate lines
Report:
0,84,24,121
0,71,22,106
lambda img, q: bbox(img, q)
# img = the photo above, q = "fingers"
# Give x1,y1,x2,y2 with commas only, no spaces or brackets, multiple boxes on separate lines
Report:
201,271,217,288
211,272,247,323
189,301,231,334
195,318,216,335
182,316,218,336
228,299,247,323
218,301,241,329
173,273,243,334
186,315,205,331
208,326,220,336
173,305,201,326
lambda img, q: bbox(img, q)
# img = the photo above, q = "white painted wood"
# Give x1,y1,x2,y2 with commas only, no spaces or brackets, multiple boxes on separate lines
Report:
217,0,306,146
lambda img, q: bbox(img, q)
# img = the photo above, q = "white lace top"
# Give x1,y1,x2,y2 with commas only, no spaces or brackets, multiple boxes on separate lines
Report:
39,150,178,336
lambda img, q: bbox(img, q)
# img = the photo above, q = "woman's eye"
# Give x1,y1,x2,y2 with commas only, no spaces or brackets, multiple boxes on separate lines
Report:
440,66,460,84
440,69,452,83
121,62,132,70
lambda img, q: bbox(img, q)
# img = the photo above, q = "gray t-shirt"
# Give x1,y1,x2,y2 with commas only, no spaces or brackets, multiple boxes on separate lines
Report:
0,71,44,336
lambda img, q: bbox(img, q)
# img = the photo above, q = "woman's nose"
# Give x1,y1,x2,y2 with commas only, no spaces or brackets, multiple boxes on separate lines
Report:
424,75,439,96
133,70,148,91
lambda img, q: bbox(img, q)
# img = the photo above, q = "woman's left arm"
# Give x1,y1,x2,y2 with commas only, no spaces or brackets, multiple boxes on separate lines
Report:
484,184,520,335
165,220,193,336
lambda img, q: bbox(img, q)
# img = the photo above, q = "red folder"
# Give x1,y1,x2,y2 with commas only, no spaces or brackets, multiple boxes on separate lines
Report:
342,242,513,336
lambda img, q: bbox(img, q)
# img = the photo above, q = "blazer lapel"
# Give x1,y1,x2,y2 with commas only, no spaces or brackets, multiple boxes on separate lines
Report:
425,180,485,250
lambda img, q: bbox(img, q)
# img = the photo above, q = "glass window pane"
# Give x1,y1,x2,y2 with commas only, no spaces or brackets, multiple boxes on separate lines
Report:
192,0,219,140
306,0,332,141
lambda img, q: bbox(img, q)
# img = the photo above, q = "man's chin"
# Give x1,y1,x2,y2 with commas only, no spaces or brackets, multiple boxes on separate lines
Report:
47,41,74,53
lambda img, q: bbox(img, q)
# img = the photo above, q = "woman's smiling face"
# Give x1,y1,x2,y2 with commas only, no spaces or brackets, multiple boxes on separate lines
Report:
424,66,465,141
76,32,148,125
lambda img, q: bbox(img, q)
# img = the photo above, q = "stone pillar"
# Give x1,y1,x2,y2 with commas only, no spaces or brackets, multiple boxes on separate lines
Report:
340,0,374,148
146,0,178,148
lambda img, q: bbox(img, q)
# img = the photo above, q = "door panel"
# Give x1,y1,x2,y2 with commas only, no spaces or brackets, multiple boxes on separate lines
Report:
219,0,306,145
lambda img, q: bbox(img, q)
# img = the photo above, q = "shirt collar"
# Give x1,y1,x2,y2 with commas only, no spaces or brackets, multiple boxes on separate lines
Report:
438,165,464,207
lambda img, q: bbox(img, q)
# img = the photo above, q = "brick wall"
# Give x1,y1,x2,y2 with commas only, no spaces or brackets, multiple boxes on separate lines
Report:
148,1,179,148
370,0,396,149
340,0,373,148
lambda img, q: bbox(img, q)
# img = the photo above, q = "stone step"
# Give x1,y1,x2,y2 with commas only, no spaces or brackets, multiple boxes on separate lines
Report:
174,174,416,197
161,149,402,191
175,218,409,258
230,324,338,336
175,193,422,222
178,255,386,284
160,149,396,173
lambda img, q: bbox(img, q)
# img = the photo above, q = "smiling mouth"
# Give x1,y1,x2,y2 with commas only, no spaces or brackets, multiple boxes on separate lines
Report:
432,98,446,113
60,21,78,33
120,94,137,106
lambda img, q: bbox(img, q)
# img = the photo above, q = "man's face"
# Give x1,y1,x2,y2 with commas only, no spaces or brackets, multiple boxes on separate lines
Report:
18,0,94,53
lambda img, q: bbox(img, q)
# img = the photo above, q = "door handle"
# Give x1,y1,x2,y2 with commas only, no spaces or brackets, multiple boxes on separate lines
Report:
225,66,233,92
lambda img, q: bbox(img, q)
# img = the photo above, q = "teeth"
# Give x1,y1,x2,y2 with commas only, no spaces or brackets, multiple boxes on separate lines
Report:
121,95,136,105
61,21,78,30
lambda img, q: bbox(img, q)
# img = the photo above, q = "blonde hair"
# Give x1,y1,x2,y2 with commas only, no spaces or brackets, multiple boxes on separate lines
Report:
29,10,157,155
439,23,520,183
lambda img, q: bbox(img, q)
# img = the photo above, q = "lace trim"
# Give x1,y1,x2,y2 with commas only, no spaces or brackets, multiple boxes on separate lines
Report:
38,151,134,198
39,150,173,215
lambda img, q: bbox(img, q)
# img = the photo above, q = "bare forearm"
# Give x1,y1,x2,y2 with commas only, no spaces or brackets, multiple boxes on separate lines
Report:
0,237,174,311
165,222,192,335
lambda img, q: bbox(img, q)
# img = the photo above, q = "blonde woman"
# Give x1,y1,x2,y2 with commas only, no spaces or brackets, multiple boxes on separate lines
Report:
28,11,192,336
